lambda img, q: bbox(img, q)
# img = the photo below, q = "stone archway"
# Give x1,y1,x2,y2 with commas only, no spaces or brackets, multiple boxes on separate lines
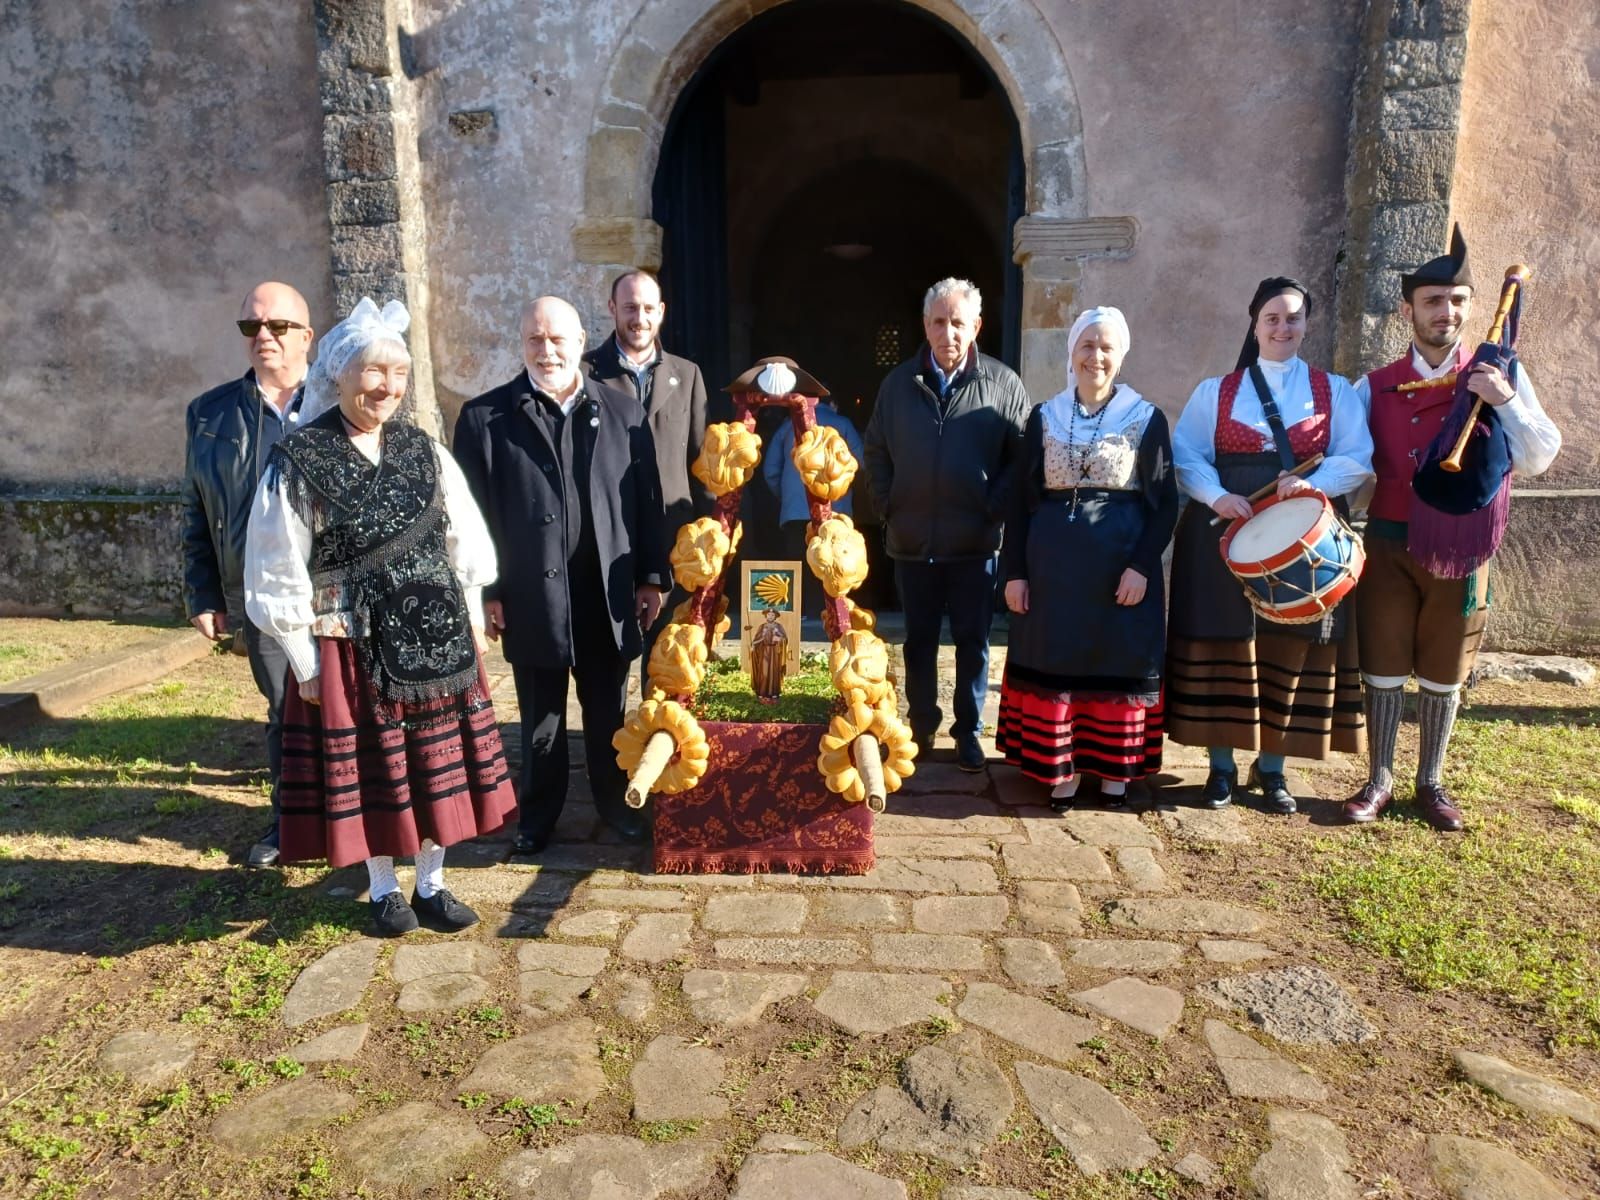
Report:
572,0,1136,400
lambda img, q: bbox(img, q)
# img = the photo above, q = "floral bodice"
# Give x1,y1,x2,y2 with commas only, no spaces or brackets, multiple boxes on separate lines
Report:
1043,406,1152,492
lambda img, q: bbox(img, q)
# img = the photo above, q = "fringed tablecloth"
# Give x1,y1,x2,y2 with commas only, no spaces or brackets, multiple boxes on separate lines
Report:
652,720,874,875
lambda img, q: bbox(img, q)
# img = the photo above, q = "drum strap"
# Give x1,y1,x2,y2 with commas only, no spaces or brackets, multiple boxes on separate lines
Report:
1248,363,1300,472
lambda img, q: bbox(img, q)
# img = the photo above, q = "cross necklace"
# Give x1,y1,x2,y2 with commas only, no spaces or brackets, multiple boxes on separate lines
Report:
1066,392,1112,522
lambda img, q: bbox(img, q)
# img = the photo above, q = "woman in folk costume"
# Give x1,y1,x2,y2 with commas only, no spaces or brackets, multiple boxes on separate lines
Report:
997,307,1178,811
1167,278,1374,813
245,298,517,937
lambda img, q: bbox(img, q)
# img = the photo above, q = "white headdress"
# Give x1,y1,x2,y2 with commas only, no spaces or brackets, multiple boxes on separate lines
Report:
302,297,411,422
1043,305,1142,442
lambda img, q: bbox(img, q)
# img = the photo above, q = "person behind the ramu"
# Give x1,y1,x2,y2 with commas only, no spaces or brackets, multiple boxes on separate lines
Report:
245,298,517,937
1344,226,1561,832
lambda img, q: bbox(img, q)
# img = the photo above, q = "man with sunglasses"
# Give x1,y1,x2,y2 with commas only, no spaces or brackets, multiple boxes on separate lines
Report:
181,281,315,868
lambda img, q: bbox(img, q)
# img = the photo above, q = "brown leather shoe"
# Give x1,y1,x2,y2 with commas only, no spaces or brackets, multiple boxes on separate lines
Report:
1342,782,1393,824
1414,781,1465,832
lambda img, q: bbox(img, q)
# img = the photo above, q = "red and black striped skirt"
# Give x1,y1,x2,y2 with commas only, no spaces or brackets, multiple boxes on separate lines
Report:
278,638,517,868
995,668,1164,785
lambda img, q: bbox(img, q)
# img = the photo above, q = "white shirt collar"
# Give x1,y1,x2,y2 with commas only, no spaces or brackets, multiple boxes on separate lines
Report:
526,369,582,416
1410,343,1460,379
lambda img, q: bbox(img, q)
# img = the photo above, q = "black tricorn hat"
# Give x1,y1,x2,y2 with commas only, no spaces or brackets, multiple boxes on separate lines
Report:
724,355,829,398
1401,223,1474,299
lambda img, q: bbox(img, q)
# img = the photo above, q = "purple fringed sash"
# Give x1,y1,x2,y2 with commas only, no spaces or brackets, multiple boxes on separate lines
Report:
1408,477,1511,579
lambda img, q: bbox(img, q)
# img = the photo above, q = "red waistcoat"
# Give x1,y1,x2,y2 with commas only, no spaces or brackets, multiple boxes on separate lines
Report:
1364,343,1473,521
1214,368,1332,457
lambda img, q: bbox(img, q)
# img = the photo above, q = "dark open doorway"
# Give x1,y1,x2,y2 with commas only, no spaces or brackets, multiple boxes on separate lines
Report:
652,0,1024,597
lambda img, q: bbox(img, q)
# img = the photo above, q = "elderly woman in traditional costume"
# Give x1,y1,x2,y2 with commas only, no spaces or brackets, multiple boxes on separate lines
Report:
997,307,1177,810
245,298,516,936
1166,277,1374,814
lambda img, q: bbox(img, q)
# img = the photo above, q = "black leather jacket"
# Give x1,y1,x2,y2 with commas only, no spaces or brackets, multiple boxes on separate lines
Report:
181,372,287,619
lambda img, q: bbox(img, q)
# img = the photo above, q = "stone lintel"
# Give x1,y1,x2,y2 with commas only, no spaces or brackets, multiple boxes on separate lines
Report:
573,217,665,271
1012,216,1137,266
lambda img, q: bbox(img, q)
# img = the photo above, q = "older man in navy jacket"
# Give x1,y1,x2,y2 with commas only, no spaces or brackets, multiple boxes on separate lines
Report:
453,297,668,852
864,278,1029,773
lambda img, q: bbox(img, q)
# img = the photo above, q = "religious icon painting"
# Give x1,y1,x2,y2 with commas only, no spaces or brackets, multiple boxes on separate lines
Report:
740,560,802,676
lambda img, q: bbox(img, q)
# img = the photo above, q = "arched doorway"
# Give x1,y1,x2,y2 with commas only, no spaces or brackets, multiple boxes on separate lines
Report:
652,0,1025,584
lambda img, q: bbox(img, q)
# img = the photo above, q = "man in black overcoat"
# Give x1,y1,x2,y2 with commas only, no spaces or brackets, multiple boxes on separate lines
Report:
453,296,668,851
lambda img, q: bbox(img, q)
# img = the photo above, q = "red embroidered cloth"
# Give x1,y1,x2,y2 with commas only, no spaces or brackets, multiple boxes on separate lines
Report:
652,721,875,875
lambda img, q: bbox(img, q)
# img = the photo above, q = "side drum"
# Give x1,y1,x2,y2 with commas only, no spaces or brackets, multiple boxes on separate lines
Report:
1219,493,1365,624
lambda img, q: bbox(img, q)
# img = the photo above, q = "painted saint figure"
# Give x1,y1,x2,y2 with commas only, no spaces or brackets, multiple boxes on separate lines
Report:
750,608,789,699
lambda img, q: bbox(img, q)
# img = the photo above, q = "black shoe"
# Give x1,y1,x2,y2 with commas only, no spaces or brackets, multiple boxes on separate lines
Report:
511,832,549,857
245,838,280,869
603,816,651,844
371,891,419,937
956,733,987,773
1248,761,1297,815
412,888,479,932
1200,767,1238,809
913,732,936,760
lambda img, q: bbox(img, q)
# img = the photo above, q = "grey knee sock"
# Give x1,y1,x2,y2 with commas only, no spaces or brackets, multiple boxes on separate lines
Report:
1365,684,1405,791
1415,686,1460,787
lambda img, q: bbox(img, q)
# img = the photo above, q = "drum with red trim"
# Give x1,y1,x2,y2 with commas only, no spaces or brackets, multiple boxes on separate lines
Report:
1220,492,1365,624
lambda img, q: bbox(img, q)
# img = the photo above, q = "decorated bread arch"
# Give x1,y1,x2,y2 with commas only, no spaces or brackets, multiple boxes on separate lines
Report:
613,356,916,812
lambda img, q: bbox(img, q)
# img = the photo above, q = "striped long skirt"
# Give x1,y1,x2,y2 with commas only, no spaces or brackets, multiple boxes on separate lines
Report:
278,638,517,868
1164,631,1365,759
996,668,1164,785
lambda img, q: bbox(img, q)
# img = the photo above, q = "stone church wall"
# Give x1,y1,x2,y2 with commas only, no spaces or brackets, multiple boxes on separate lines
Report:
2,0,1597,650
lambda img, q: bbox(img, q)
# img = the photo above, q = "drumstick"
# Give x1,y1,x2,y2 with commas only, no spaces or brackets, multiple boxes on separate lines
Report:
1208,454,1325,526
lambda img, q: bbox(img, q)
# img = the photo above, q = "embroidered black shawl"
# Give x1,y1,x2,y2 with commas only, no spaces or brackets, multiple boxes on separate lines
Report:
270,409,477,707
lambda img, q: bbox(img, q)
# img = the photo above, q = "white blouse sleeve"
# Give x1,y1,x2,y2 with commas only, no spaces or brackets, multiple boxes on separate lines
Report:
243,467,320,684
1302,374,1375,501
435,443,499,630
1172,377,1225,508
1499,367,1562,478
1351,372,1373,417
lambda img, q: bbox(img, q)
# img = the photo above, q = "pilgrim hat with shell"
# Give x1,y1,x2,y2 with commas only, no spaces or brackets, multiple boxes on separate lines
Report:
724,356,829,398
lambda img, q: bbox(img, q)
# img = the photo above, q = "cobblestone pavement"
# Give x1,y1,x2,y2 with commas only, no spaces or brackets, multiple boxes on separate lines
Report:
91,652,1594,1199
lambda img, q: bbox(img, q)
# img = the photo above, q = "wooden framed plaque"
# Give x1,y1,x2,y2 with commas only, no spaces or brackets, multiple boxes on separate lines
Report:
739,560,803,676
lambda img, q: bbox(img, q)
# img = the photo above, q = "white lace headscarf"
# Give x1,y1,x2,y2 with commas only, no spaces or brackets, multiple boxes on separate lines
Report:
1043,305,1142,443
301,297,412,423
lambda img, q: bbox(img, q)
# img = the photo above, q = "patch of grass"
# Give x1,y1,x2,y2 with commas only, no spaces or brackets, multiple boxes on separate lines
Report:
780,1033,830,1059
1552,791,1600,828
691,655,840,724
498,1098,581,1134
1308,706,1600,1047
636,1119,701,1142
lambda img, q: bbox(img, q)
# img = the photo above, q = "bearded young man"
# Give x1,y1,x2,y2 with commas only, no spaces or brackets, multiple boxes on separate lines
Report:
582,270,711,675
1346,227,1561,831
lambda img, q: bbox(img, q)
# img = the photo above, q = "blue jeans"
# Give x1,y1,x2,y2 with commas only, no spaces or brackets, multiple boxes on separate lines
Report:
895,556,997,740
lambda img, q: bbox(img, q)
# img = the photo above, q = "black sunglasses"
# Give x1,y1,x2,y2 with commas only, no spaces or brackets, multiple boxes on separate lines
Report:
237,319,308,338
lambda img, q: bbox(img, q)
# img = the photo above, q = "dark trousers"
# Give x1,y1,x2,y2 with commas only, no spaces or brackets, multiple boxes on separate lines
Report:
895,556,997,740
242,619,290,842
512,640,632,840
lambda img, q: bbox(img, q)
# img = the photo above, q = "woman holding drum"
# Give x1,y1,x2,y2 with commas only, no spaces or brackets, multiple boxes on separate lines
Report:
1166,278,1373,813
997,306,1178,810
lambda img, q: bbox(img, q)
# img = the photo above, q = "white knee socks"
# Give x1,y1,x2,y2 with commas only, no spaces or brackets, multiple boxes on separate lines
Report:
414,839,446,899
366,855,400,901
